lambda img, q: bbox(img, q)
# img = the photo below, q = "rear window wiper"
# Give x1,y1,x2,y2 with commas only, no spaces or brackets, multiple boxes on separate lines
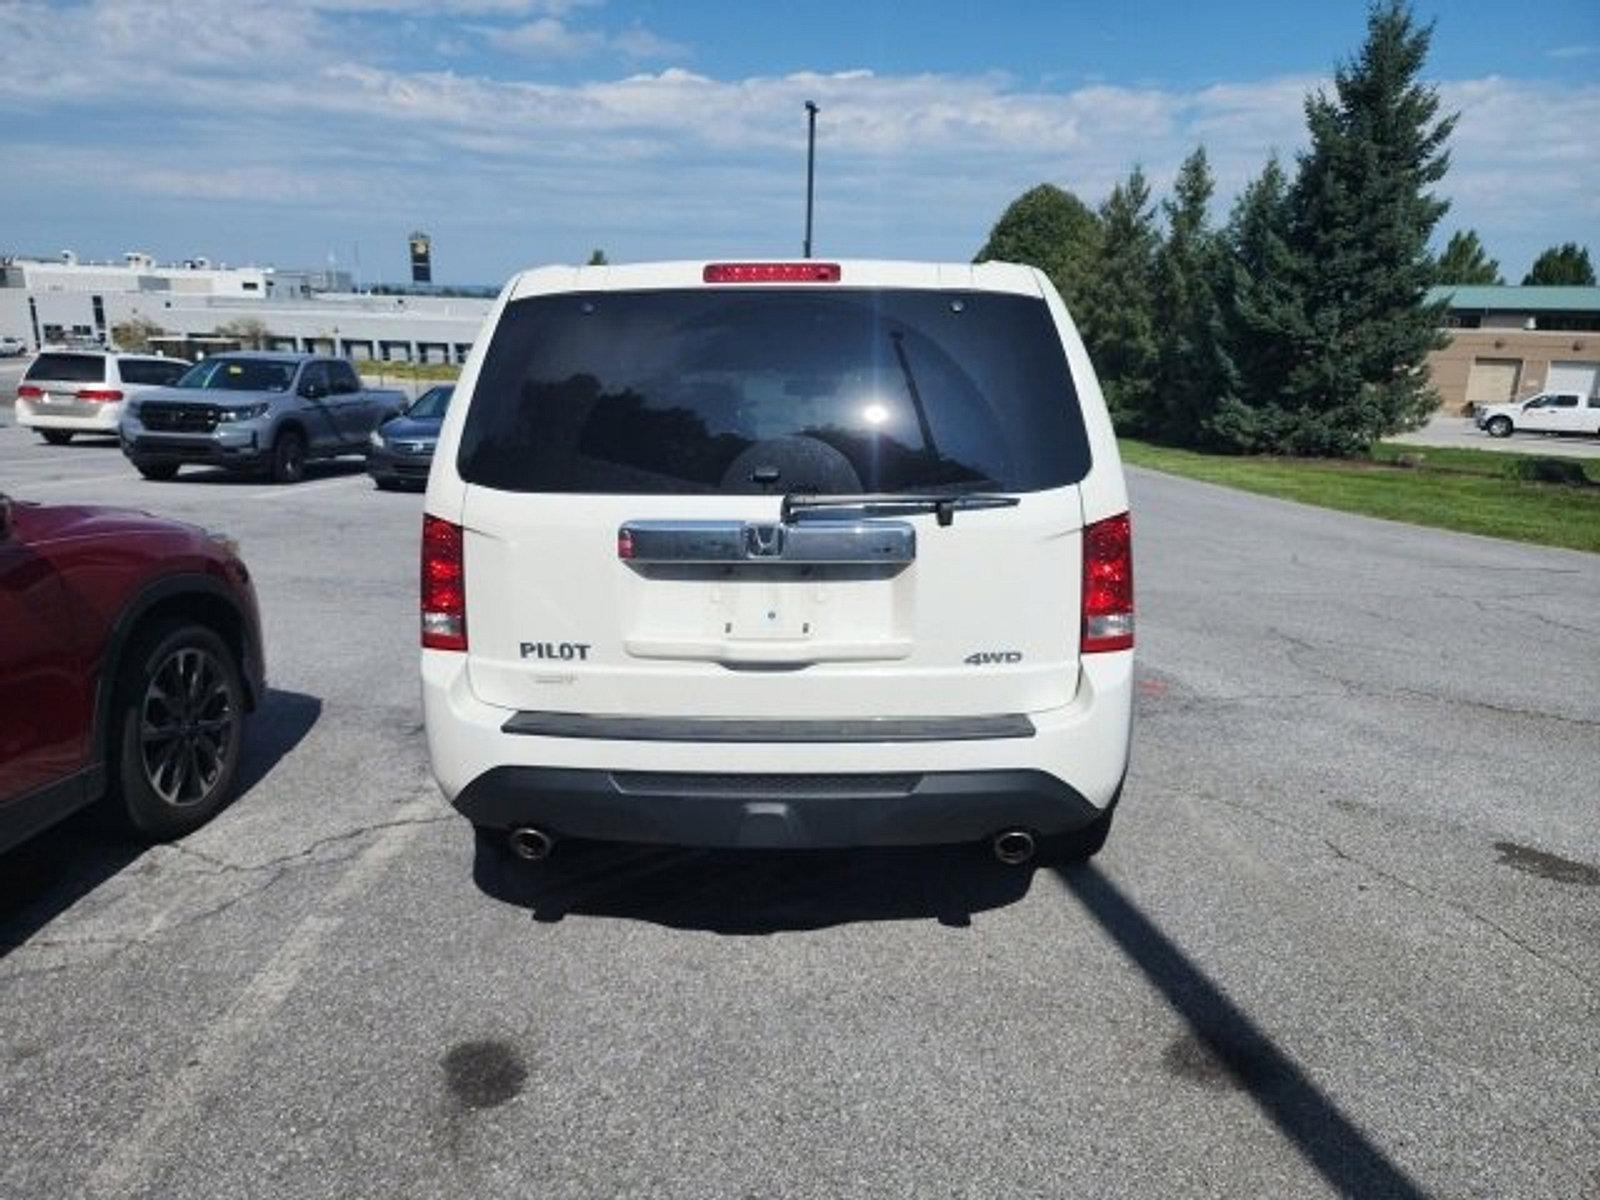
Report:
780,492,1020,527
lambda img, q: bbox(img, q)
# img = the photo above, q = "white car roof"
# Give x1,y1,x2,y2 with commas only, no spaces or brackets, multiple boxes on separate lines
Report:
507,259,1044,301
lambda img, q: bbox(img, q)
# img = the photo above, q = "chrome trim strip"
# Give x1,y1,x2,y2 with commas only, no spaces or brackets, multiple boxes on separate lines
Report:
620,519,915,565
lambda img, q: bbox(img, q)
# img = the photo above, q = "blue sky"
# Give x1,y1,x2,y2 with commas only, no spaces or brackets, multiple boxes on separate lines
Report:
2,0,1596,284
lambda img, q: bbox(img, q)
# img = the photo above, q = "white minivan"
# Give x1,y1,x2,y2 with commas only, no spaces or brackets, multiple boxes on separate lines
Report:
422,260,1133,868
16,350,191,443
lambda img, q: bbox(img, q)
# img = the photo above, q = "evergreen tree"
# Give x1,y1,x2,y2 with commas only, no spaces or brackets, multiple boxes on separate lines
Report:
1079,167,1160,433
1275,0,1455,455
1210,156,1308,451
587,249,609,266
1522,243,1594,286
1435,229,1501,284
974,183,1102,314
1151,147,1226,445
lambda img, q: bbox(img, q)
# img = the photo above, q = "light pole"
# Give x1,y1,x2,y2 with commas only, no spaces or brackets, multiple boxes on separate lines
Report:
803,100,819,258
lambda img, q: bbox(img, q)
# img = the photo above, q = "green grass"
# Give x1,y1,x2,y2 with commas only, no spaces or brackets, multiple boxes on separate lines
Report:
1119,438,1600,554
1367,441,1600,481
359,360,462,384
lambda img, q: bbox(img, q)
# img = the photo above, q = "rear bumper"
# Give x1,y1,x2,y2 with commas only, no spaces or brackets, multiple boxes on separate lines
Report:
453,765,1109,848
424,649,1133,848
366,447,434,484
15,398,123,432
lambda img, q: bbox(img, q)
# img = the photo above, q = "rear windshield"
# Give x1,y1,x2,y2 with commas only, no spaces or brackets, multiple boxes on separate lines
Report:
118,359,189,386
25,353,105,383
458,288,1089,495
176,358,296,392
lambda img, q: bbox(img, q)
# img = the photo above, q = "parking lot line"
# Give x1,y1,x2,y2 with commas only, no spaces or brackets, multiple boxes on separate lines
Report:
80,798,440,1200
15,471,144,491
248,474,370,500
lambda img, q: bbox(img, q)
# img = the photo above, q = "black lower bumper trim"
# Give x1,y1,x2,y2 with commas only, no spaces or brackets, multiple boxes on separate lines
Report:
124,440,262,466
500,711,1035,743
451,766,1104,848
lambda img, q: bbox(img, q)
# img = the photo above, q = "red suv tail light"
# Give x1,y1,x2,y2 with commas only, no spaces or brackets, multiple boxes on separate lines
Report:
421,514,467,651
1081,512,1133,654
17,384,44,400
75,388,124,402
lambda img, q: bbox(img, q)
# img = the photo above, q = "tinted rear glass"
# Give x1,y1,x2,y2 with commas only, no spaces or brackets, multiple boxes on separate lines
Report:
25,353,105,383
118,359,188,386
458,288,1089,495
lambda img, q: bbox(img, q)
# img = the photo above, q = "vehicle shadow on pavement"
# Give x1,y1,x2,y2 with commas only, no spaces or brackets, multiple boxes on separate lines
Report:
0,688,320,958
42,436,120,448
1055,865,1428,1200
233,688,322,797
165,461,368,486
474,838,1035,933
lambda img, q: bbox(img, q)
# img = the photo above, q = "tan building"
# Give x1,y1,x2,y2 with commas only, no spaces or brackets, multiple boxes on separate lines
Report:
1425,286,1600,414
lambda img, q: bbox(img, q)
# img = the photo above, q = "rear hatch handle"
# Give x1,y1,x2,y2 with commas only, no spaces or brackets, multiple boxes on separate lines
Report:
780,492,1020,528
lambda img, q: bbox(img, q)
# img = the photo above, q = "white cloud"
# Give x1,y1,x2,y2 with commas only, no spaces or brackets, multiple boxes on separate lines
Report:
305,0,601,13
490,16,602,58
488,15,686,60
610,25,690,61
1546,43,1598,60
0,6,1592,278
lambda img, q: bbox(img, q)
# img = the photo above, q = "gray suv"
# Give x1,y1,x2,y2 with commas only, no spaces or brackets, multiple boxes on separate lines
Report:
119,352,406,483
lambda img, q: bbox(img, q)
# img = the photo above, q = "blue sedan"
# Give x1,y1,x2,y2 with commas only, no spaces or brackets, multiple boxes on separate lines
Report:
367,384,453,490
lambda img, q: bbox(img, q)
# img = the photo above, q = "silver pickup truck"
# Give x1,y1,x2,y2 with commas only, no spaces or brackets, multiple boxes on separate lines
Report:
118,352,406,483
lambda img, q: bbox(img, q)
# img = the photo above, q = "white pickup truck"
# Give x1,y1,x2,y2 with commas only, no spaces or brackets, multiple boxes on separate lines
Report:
1476,391,1600,439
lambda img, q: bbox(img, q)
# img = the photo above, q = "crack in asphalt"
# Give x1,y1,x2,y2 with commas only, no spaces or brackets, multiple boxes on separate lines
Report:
1196,788,1597,996
0,813,453,981
1445,593,1600,639
1319,837,1597,996
1267,628,1600,730
161,814,452,879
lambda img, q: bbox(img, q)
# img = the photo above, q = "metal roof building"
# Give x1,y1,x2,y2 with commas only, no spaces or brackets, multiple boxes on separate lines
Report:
1424,286,1600,411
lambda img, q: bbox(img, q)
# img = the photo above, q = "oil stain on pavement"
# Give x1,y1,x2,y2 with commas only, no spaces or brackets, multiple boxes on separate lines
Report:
442,1040,528,1110
1160,1033,1279,1092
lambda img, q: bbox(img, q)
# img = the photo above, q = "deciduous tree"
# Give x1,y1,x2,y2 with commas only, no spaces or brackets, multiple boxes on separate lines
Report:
973,183,1102,314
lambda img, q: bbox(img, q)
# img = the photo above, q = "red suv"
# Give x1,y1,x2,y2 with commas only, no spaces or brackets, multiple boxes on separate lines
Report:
0,493,264,852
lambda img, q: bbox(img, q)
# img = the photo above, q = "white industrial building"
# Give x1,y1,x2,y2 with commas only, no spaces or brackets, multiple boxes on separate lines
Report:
0,251,492,363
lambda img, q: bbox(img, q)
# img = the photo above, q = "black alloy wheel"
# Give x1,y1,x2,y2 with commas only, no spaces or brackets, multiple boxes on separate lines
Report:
115,624,245,838
271,429,308,483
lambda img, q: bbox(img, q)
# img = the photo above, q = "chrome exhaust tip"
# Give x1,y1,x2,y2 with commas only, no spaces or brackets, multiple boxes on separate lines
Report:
992,829,1036,866
508,827,555,862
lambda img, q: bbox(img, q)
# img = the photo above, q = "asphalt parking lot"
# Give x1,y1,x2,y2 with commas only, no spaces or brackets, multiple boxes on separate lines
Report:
1,422,1597,1199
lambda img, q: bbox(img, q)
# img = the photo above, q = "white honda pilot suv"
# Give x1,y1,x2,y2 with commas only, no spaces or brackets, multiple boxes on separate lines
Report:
422,260,1133,868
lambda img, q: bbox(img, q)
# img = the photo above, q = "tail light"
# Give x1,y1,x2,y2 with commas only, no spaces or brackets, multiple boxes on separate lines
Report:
76,388,124,402
17,384,44,400
703,262,841,283
421,514,467,651
1081,512,1133,653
